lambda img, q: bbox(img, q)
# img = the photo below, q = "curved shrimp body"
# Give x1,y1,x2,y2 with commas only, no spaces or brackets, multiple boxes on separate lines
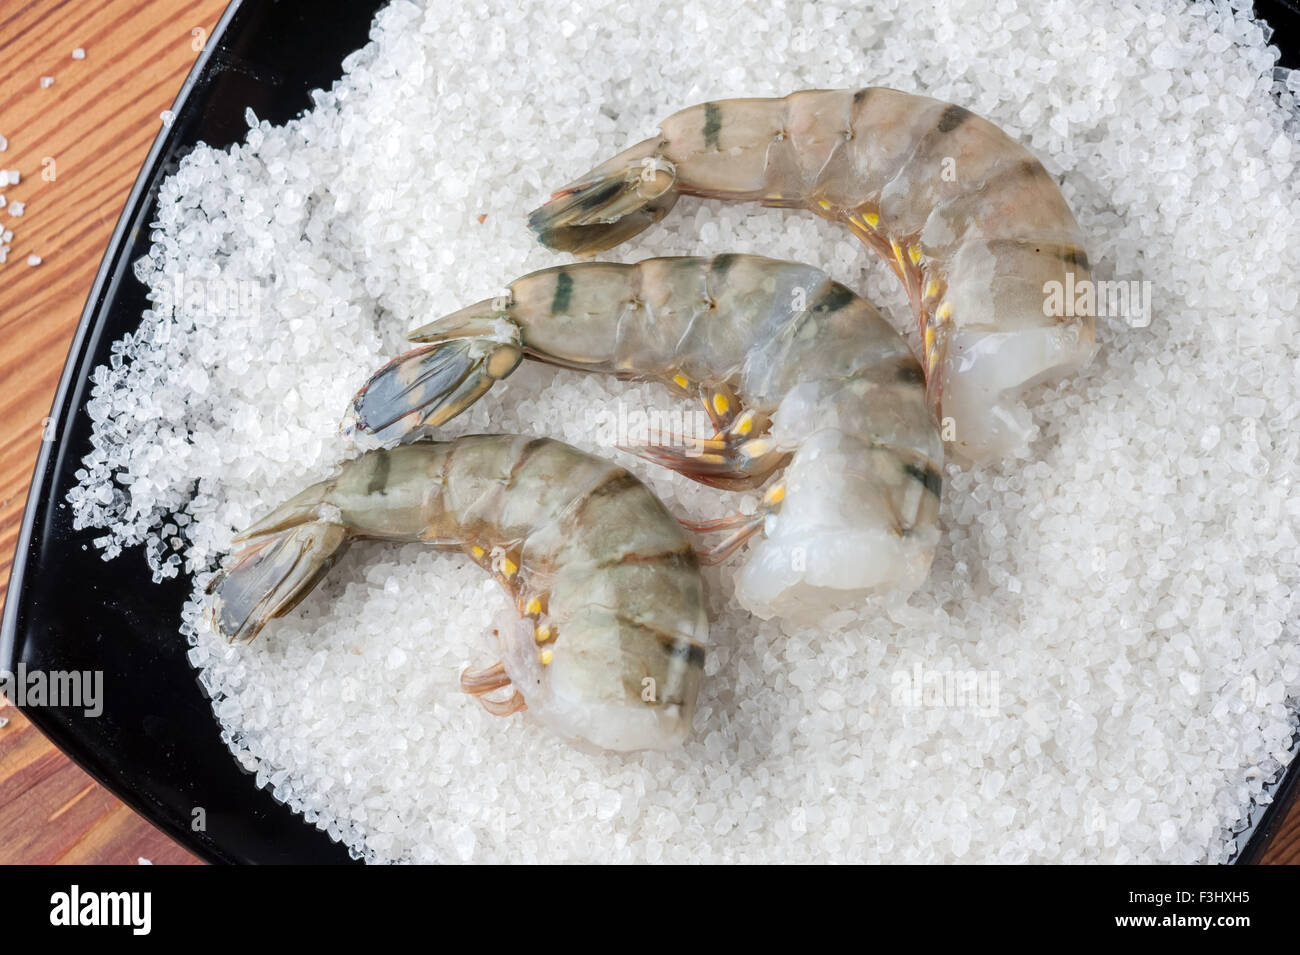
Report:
347,255,943,622
207,437,709,752
527,88,1096,464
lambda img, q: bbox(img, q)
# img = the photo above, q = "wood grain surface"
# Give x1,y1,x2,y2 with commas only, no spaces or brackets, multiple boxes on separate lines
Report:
0,0,1296,866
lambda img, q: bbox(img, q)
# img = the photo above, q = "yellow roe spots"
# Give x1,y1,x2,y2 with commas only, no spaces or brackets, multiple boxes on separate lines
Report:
500,557,518,577
890,239,907,272
763,483,786,506
731,409,756,435
936,302,953,322
925,279,941,299
539,649,554,666
471,545,485,560
864,212,880,228
672,373,690,390
525,596,542,616
535,623,553,644
711,392,730,416
688,436,727,453
908,245,923,265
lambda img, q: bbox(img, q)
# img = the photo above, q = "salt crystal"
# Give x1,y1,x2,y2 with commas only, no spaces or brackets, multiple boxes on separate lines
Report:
1198,597,1224,627
1234,395,1266,418
452,826,475,861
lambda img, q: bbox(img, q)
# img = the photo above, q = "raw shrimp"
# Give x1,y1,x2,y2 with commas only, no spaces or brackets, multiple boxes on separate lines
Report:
207,436,709,752
527,88,1096,464
346,254,943,622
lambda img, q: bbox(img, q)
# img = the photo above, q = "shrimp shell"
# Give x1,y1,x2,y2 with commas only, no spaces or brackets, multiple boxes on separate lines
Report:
527,88,1096,464
347,255,943,623
207,436,709,752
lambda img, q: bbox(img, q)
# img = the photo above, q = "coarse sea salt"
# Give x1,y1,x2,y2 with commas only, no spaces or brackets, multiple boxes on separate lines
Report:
69,0,1300,863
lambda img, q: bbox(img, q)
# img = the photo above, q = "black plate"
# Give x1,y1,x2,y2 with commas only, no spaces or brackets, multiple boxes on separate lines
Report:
2,0,1298,865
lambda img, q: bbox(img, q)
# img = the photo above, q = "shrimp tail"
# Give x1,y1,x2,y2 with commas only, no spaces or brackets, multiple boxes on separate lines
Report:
207,517,351,644
345,310,523,444
528,138,680,254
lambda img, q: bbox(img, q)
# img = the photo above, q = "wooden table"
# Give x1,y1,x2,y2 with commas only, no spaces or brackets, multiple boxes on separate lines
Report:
0,0,1296,866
